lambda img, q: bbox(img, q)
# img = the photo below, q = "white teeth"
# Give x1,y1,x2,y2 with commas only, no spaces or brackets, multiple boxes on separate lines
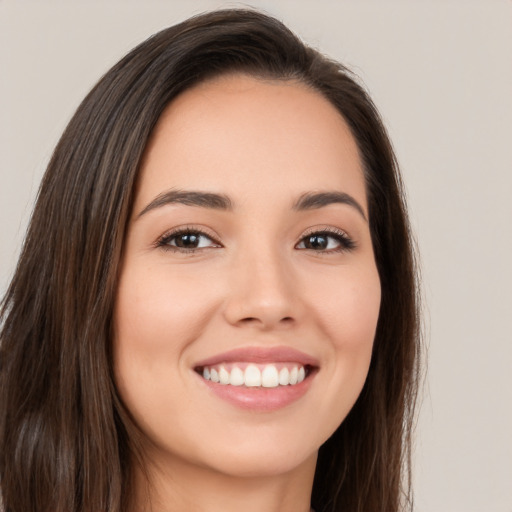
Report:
278,367,290,386
261,365,279,388
229,366,244,386
200,363,308,388
244,364,261,387
219,366,230,385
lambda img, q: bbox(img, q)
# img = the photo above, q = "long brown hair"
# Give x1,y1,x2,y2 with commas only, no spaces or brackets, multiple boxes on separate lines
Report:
0,9,420,512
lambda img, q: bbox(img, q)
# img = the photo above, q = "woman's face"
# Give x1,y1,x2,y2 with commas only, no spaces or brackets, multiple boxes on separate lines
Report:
113,74,381,478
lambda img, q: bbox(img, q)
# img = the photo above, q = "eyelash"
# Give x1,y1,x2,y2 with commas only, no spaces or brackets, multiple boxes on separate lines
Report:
155,226,356,254
296,227,356,253
156,226,221,253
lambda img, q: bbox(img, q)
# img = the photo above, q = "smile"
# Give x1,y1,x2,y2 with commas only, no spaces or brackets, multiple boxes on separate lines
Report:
193,347,319,411
198,362,309,388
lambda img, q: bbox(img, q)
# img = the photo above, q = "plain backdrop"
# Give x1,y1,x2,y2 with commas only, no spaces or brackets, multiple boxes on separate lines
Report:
1,1,511,511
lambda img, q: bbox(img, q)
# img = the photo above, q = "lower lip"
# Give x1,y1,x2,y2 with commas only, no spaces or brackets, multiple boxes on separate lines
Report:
198,373,315,412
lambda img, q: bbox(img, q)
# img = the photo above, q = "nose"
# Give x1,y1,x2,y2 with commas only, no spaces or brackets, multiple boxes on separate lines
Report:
223,247,301,330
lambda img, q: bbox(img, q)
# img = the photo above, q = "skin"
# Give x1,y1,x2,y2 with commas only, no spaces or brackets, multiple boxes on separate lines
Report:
113,74,381,512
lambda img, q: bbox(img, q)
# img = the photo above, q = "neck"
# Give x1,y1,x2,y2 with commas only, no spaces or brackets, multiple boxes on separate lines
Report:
129,451,316,512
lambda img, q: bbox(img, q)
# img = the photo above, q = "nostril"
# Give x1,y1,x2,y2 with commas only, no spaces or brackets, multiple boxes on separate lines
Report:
239,316,294,326
240,317,258,323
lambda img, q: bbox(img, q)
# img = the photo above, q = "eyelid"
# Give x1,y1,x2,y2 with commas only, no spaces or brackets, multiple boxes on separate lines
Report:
153,224,355,254
155,225,222,251
299,225,350,239
296,225,356,252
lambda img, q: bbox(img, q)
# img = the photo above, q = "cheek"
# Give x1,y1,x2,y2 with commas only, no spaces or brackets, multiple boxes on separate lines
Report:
111,265,220,442
315,264,381,350
309,264,381,404
114,264,217,358
311,267,381,436
111,265,220,419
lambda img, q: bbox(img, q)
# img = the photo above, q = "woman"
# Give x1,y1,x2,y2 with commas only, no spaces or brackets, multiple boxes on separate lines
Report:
0,9,420,512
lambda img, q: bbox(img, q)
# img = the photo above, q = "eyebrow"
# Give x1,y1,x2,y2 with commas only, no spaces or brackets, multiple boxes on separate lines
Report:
137,188,367,221
137,190,233,218
293,191,367,221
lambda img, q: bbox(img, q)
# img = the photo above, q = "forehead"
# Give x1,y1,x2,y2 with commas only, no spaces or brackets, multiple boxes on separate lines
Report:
136,74,367,212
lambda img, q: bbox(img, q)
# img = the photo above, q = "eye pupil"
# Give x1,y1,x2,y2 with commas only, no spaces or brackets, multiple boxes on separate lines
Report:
306,235,328,250
175,233,200,248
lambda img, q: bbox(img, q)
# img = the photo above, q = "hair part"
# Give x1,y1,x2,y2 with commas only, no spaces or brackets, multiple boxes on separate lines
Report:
0,9,421,512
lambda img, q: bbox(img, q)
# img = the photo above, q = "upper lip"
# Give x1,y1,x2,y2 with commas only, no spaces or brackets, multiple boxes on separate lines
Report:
194,346,320,368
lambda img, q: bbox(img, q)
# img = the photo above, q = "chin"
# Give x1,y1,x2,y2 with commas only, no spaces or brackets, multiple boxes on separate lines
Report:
204,445,318,479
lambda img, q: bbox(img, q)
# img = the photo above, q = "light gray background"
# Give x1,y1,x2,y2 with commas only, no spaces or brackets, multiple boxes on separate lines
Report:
1,1,511,511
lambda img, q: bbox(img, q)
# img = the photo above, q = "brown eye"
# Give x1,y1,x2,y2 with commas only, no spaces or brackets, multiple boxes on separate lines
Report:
302,234,330,250
173,233,202,248
158,230,220,251
296,230,355,252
